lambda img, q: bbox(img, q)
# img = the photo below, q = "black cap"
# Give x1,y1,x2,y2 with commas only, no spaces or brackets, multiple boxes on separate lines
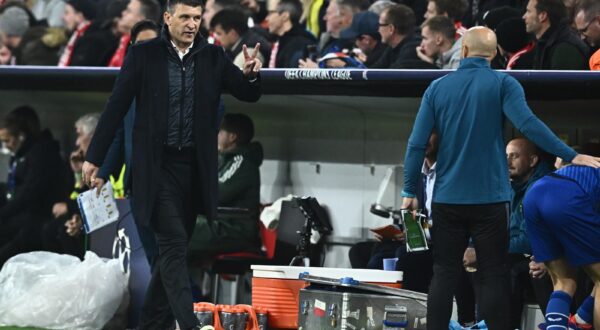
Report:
340,11,379,40
496,17,530,53
66,0,97,20
482,6,521,30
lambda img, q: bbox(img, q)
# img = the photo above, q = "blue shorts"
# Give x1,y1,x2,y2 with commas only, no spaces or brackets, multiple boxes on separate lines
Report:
523,174,600,266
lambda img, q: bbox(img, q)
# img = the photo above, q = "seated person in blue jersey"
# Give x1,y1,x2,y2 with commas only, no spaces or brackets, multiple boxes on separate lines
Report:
524,164,600,330
188,113,262,258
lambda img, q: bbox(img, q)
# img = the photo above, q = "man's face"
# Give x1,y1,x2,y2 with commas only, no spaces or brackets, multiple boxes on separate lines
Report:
267,8,286,35
324,1,343,35
0,128,20,154
523,0,543,35
75,126,92,154
135,29,158,43
424,1,439,20
420,26,441,58
378,11,393,45
355,34,377,53
575,10,600,47
63,4,82,31
213,24,238,49
165,4,202,48
217,129,236,152
119,0,145,34
202,0,219,29
506,140,536,182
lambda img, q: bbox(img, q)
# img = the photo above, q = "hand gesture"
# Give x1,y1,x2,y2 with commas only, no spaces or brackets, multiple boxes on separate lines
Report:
571,154,600,168
242,43,262,79
416,46,434,64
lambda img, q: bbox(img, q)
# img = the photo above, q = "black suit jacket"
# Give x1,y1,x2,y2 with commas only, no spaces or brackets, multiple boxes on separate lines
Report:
86,28,261,226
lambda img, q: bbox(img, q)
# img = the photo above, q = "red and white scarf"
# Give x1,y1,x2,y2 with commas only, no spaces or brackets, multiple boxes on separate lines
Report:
506,42,535,70
58,21,91,67
108,34,131,67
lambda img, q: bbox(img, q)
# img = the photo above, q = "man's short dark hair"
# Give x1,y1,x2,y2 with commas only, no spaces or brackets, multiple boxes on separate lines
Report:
384,4,416,36
0,105,41,139
131,19,159,43
221,113,254,145
166,0,202,14
430,0,468,21
577,0,600,22
277,0,303,25
422,15,455,41
138,0,162,23
210,8,249,35
535,0,567,26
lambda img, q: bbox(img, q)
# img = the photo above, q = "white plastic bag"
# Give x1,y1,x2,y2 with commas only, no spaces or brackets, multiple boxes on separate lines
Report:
0,251,127,329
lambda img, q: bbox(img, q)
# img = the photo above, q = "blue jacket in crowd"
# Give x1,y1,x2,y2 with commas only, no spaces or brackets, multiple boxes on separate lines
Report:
402,57,577,204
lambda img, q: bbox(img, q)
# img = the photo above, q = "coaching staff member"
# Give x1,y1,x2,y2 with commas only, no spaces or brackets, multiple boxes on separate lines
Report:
400,26,600,330
81,0,262,327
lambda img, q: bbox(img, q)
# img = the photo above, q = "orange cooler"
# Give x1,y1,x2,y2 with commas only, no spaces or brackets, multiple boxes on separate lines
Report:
251,265,403,329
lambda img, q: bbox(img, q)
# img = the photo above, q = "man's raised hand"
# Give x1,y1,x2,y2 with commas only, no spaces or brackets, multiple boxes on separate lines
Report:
242,43,262,78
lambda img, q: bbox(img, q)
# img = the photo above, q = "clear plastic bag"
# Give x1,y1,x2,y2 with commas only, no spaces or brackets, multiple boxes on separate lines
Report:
0,251,127,329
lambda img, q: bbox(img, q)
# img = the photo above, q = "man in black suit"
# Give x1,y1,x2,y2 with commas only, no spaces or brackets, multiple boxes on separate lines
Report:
81,0,262,327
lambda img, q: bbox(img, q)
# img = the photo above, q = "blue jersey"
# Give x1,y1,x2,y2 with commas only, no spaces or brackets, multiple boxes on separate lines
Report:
556,165,600,207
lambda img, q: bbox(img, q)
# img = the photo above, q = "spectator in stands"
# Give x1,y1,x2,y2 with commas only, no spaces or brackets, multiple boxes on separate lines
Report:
523,0,590,70
302,0,327,38
108,0,161,66
481,5,522,31
423,0,469,37
266,0,316,68
203,0,240,31
0,1,69,65
339,11,388,67
0,5,31,62
574,0,600,70
495,17,536,69
189,113,262,257
523,165,600,330
373,4,432,68
0,24,12,64
0,106,71,266
401,26,600,329
298,0,364,68
369,0,395,16
416,16,461,69
31,0,65,27
210,8,271,68
481,6,523,69
58,0,118,66
44,113,100,259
